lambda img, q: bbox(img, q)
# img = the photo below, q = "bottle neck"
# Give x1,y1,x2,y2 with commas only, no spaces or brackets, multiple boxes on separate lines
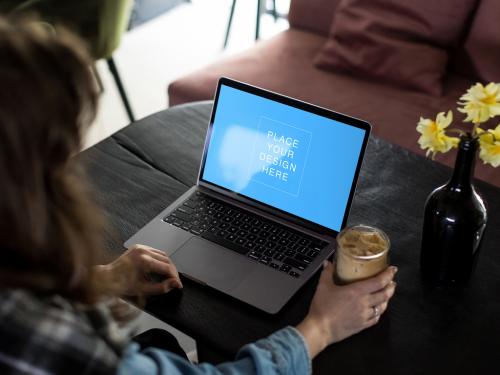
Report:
448,137,478,191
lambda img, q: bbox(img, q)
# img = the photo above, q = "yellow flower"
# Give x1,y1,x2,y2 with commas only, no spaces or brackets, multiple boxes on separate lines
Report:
479,124,500,167
458,82,500,123
417,111,460,158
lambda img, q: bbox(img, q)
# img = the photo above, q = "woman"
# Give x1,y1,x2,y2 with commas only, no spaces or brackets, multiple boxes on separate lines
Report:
0,17,397,375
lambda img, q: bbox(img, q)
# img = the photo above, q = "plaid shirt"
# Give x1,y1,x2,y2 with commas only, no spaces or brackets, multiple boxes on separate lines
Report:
0,289,127,375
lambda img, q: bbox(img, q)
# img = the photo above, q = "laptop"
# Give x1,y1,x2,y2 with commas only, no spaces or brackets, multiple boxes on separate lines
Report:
125,78,371,314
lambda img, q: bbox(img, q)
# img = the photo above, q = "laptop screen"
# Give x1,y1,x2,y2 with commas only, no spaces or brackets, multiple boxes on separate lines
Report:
200,81,369,233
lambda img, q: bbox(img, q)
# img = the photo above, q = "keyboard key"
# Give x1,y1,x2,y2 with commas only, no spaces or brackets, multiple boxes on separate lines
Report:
269,235,279,242
228,226,238,233
226,234,236,241
236,238,246,246
237,230,247,237
247,234,257,241
172,219,183,227
273,253,285,261
297,246,308,254
201,232,248,255
217,230,228,237
274,246,285,253
299,238,311,246
181,225,191,231
190,228,202,235
264,249,274,257
266,241,276,249
307,250,320,258
278,238,289,246
283,257,307,271
244,242,256,250
183,200,198,209
171,211,191,222
178,206,193,214
163,216,174,223
280,264,292,273
295,253,313,264
285,249,295,257
289,271,300,278
269,262,280,269
259,256,271,265
248,251,261,261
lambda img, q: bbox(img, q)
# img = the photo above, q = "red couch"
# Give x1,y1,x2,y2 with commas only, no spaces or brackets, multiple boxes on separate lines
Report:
168,0,500,187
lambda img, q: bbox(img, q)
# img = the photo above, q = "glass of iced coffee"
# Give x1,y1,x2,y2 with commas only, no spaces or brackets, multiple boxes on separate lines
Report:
335,225,390,284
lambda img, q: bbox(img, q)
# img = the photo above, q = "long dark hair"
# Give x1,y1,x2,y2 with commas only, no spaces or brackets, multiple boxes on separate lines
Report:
0,16,105,303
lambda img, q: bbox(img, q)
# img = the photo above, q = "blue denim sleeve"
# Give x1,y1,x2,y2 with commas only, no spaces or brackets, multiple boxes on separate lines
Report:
117,326,311,375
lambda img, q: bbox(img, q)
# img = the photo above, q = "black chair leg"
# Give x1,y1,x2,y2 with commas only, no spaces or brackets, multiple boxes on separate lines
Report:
223,0,237,49
255,0,262,40
271,0,278,21
107,56,135,123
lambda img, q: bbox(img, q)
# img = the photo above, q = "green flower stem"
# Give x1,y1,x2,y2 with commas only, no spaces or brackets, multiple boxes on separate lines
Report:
472,122,480,138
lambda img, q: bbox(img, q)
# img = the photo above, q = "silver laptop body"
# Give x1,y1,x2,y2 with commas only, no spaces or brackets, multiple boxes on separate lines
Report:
125,78,371,314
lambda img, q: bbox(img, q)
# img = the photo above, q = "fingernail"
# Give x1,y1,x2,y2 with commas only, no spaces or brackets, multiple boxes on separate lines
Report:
392,281,397,287
323,260,329,268
392,266,398,274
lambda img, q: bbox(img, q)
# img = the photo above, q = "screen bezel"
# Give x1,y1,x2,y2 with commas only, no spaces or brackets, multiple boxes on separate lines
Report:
197,77,371,236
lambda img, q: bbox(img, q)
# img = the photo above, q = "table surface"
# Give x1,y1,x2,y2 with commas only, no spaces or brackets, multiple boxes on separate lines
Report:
79,102,500,374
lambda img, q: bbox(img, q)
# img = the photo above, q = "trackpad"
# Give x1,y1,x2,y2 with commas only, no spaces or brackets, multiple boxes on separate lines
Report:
171,237,254,293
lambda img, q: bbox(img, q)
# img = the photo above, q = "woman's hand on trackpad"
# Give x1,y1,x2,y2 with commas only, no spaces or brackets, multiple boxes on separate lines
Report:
96,244,183,296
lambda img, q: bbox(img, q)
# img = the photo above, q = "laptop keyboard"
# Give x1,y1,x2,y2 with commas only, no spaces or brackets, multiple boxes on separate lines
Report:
163,192,329,278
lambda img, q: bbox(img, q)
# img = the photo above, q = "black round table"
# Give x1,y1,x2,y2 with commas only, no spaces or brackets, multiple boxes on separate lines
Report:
79,101,500,374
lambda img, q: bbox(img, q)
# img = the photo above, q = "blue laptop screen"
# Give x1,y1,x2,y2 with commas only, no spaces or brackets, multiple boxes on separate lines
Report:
201,84,366,232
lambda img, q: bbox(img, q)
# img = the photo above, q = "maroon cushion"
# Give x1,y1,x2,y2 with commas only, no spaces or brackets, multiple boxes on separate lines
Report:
452,0,500,82
287,0,341,36
314,0,477,96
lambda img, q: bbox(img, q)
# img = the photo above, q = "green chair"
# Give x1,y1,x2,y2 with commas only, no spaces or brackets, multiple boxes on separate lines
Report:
2,0,136,122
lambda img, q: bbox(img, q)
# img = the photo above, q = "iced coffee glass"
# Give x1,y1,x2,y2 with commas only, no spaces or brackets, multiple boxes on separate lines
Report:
335,225,390,284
